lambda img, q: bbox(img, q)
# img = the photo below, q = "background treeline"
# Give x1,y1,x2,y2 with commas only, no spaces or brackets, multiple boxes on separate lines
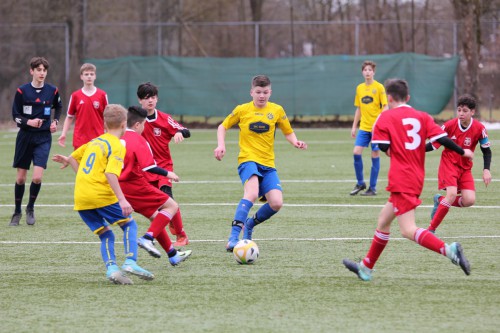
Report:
0,0,499,121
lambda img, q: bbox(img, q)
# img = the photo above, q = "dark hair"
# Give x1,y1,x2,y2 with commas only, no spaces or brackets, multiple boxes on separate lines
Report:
457,94,476,110
30,57,49,70
127,105,147,127
362,60,376,71
252,75,271,88
137,82,159,99
384,78,409,102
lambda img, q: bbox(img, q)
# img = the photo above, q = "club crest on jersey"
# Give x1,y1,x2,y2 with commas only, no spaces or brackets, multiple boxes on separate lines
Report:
267,113,274,120
93,101,100,109
154,128,161,136
372,89,377,94
361,96,374,104
464,137,471,146
249,121,270,134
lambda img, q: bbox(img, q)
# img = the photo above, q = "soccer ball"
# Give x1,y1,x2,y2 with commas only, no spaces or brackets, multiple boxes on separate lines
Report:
233,239,259,264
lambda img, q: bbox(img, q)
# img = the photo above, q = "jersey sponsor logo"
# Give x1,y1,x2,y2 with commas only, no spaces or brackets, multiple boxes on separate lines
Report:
154,128,161,136
249,121,270,134
267,113,274,120
464,137,471,146
361,96,374,104
93,101,100,109
23,105,32,115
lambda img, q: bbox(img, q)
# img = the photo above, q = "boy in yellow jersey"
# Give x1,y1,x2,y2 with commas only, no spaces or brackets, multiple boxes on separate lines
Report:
52,104,154,285
350,60,388,196
214,75,308,251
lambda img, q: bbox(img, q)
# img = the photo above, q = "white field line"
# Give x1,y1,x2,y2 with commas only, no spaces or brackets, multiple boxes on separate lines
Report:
1,178,500,187
1,203,500,209
1,235,499,245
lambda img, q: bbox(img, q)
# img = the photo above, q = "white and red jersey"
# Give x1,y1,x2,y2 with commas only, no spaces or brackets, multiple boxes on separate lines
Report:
66,87,108,149
372,105,447,195
141,109,186,182
431,118,489,171
119,129,158,182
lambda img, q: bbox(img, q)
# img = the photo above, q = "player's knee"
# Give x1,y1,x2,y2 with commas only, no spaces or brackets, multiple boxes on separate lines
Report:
461,197,475,207
268,200,283,212
32,176,42,184
15,176,26,185
400,228,414,240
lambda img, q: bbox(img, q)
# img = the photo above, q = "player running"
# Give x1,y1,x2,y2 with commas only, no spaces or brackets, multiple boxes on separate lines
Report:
343,79,474,281
427,94,492,233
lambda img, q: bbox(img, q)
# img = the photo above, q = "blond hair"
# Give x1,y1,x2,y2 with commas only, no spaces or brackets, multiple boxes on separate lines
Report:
80,63,96,74
103,104,127,129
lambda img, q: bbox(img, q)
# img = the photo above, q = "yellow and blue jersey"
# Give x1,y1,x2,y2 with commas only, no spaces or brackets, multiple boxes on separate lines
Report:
71,133,125,210
354,80,387,132
221,101,294,168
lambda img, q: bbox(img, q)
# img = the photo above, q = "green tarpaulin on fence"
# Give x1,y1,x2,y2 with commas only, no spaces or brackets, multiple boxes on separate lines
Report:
88,53,458,117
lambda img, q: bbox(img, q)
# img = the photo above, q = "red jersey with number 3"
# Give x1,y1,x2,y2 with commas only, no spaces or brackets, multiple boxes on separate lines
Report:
372,105,447,195
67,88,108,149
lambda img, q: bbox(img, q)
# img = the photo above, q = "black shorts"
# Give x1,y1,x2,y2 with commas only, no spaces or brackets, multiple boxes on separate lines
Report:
13,130,52,170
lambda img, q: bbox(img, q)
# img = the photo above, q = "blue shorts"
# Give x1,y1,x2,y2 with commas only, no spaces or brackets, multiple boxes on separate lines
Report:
13,130,52,169
238,161,282,200
354,129,379,151
78,203,131,234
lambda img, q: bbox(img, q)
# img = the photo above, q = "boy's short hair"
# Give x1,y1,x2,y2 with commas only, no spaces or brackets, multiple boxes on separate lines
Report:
384,78,409,102
104,104,127,129
80,63,96,74
362,60,376,71
30,57,49,70
457,94,476,110
252,75,271,88
137,82,159,99
127,106,147,127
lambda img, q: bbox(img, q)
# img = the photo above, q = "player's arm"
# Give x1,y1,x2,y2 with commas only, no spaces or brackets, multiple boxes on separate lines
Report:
50,89,63,133
146,166,179,182
434,136,474,159
481,146,492,187
12,90,41,129
58,115,74,147
351,108,360,138
106,172,133,216
285,132,307,150
214,124,227,161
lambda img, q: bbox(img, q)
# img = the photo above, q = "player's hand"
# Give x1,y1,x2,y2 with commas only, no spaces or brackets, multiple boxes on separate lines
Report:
385,148,391,157
294,140,308,150
119,198,133,216
52,154,69,169
28,118,44,128
50,121,57,133
351,128,356,138
58,134,66,147
483,169,492,187
214,146,226,161
462,149,474,161
167,171,180,182
173,132,184,144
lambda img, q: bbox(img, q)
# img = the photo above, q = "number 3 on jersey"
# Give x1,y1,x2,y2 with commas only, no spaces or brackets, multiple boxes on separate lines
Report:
402,118,421,150
82,152,96,174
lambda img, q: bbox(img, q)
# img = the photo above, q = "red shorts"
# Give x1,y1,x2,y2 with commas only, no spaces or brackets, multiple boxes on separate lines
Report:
121,178,170,219
388,192,422,216
438,162,475,191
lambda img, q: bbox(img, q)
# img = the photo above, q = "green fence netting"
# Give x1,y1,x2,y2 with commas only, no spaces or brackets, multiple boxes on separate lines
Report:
87,53,458,117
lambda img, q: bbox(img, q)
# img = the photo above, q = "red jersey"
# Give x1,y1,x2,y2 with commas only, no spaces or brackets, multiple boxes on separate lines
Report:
67,87,108,149
372,105,447,195
431,118,489,171
119,129,158,182
141,109,186,182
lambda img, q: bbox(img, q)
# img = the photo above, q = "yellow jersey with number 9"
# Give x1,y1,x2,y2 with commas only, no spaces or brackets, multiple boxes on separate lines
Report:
70,133,125,210
221,101,294,168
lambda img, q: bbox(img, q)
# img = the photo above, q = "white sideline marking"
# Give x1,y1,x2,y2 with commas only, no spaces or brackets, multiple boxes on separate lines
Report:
1,178,500,187
1,203,500,209
1,235,499,245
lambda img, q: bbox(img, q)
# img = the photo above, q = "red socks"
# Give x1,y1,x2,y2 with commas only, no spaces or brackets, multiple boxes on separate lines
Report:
414,228,446,255
148,210,173,238
363,230,390,269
